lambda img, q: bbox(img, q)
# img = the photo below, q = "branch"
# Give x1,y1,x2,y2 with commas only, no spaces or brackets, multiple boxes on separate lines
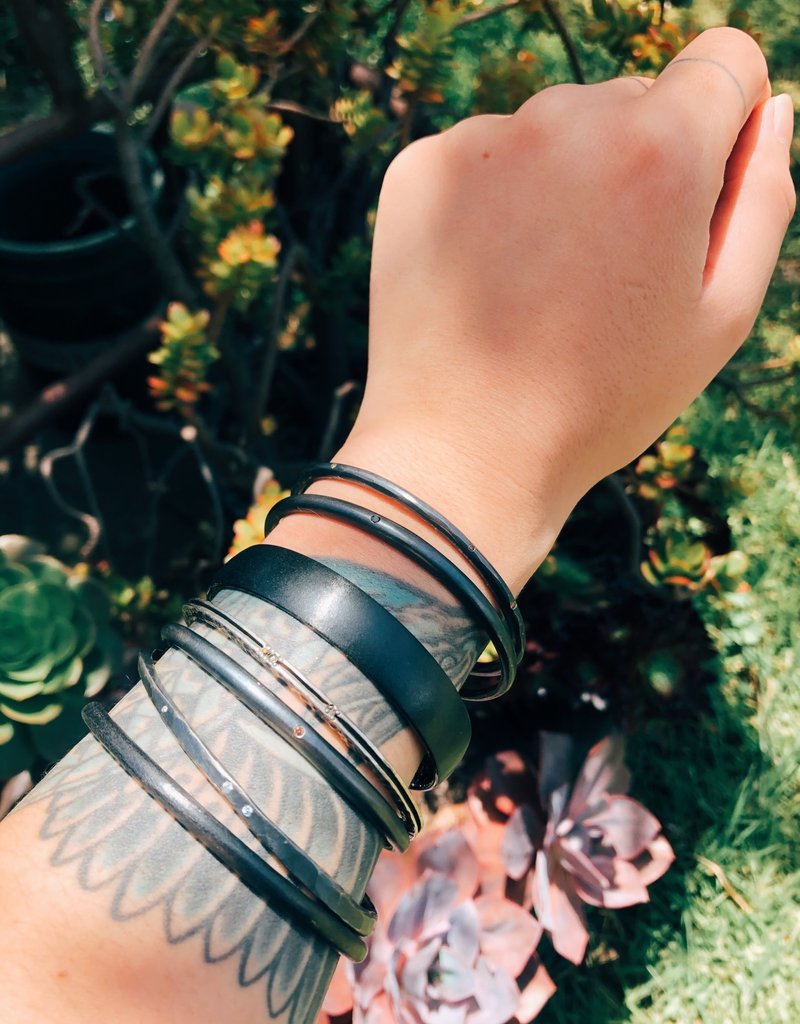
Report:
88,0,123,95
456,0,524,28
542,0,585,84
115,116,196,304
125,0,183,104
379,0,413,113
248,242,302,440
266,99,335,124
318,381,361,460
715,373,791,422
0,324,158,456
733,366,800,388
279,6,321,53
0,44,213,166
9,0,84,110
601,472,645,579
728,355,791,373
143,33,211,144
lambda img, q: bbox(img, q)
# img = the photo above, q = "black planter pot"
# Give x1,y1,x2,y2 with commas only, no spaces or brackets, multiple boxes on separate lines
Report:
0,129,174,374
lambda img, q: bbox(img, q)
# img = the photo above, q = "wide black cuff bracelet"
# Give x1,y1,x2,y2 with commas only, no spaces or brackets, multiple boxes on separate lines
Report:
81,701,369,960
183,599,422,839
264,495,518,701
294,461,526,663
207,545,471,790
138,651,377,937
162,623,410,852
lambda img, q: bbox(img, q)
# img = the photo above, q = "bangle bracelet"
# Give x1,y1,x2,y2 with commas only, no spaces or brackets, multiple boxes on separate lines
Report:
294,461,526,663
207,546,471,790
81,702,368,961
264,495,517,701
184,599,422,838
162,623,410,852
138,651,377,936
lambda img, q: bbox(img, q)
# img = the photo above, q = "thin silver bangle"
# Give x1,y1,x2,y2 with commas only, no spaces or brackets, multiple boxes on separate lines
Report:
184,599,423,839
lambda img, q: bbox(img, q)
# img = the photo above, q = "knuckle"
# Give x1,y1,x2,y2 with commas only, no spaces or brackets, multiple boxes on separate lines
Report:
512,82,585,124
383,133,441,185
440,112,509,152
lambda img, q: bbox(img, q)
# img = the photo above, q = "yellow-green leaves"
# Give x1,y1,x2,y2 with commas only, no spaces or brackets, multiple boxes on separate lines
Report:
148,303,217,415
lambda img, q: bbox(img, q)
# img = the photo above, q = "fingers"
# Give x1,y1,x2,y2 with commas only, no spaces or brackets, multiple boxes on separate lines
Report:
699,94,795,357
643,27,769,175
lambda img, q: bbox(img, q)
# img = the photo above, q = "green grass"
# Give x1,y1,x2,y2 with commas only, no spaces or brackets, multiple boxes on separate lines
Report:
532,193,800,1024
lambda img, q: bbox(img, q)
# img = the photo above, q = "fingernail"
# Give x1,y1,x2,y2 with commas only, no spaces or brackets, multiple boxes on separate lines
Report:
769,93,794,147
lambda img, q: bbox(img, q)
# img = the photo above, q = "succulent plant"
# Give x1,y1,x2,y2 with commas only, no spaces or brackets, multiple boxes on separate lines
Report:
503,735,674,965
635,424,696,502
642,529,749,595
322,735,674,1023
641,530,712,591
148,302,218,416
0,536,121,780
227,472,290,560
323,821,555,1024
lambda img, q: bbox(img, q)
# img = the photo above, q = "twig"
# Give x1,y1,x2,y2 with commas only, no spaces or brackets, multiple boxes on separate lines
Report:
379,0,413,114
143,33,211,144
715,373,791,422
0,324,158,455
266,99,335,124
248,243,301,439
39,401,109,559
602,473,644,578
697,856,753,914
728,355,791,373
456,0,524,28
279,6,322,53
0,57,211,166
87,0,125,101
542,0,585,84
734,366,800,388
125,0,183,105
115,116,196,304
318,381,362,460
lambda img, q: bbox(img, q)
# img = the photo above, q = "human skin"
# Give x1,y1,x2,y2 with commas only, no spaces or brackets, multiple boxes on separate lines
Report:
0,26,794,1024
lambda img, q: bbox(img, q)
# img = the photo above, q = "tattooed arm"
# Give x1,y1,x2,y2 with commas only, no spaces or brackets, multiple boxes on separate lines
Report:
0,488,492,1024
0,25,787,1024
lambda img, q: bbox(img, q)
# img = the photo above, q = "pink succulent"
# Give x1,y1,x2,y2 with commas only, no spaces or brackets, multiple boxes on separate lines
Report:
500,733,675,964
321,733,674,1023
322,825,555,1024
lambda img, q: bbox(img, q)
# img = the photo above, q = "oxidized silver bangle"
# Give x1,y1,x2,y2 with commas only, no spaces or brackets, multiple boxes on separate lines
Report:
184,598,423,839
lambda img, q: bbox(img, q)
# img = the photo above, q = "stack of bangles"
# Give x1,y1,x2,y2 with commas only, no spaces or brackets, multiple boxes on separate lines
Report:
82,462,526,962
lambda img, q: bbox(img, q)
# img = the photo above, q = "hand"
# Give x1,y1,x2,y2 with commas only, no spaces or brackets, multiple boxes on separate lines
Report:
333,27,795,592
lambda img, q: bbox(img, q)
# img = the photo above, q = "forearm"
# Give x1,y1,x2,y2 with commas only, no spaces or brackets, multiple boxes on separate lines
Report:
0,462,501,1024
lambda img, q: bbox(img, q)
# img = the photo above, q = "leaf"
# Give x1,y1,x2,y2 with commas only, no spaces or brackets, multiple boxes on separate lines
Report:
389,872,457,945
532,851,589,965
501,805,539,880
475,896,542,978
582,794,662,860
417,829,479,903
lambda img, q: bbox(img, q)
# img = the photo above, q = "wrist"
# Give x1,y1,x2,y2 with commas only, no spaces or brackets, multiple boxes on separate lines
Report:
268,422,564,594
327,420,566,594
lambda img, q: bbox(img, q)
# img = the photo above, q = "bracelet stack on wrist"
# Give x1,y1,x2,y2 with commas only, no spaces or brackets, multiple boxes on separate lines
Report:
83,461,524,961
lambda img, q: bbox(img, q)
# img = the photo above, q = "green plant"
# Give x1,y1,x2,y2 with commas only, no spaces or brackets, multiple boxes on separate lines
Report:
0,536,121,779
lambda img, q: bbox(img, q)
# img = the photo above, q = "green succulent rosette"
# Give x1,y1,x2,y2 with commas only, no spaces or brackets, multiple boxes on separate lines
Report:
0,536,122,780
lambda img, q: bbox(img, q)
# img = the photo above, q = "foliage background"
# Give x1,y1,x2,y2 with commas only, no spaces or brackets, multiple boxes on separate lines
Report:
0,1,798,1021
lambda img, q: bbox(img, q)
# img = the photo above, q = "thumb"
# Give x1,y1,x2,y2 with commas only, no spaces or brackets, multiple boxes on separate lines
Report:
699,93,795,354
